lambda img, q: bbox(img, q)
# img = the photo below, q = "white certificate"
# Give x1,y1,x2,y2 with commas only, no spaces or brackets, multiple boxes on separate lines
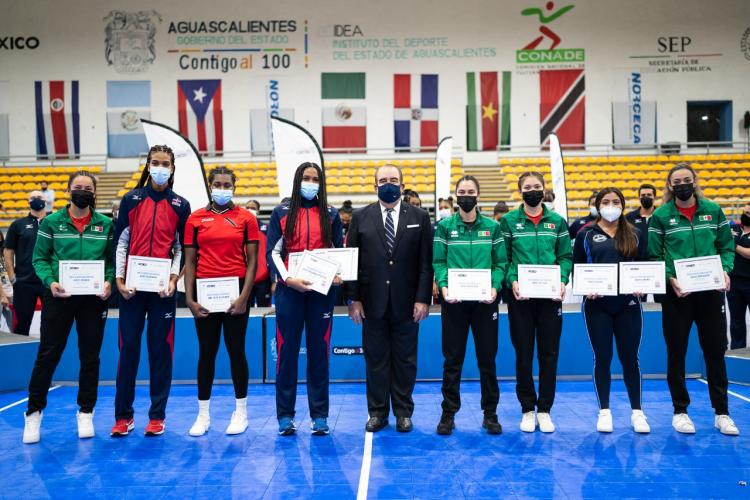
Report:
518,265,562,299
59,260,105,296
125,255,171,293
295,251,339,295
674,255,725,293
448,269,492,301
573,264,618,296
196,277,240,313
288,248,359,281
619,261,666,295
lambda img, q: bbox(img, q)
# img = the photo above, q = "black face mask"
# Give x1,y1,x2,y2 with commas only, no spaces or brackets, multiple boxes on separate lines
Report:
672,183,695,202
457,196,477,213
742,214,750,227
640,196,654,209
70,189,95,209
522,189,544,207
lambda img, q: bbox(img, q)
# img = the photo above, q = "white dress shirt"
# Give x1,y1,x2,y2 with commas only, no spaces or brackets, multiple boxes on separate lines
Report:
380,200,401,235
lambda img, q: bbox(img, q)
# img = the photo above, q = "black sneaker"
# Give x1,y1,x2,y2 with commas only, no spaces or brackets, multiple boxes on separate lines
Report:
436,412,455,435
482,413,503,435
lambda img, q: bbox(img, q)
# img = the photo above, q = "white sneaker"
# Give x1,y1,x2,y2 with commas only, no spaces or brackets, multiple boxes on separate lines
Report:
520,411,536,432
77,411,95,439
537,412,555,433
631,410,650,434
596,409,613,433
226,411,248,435
714,415,739,436
189,414,210,437
23,411,42,444
672,413,696,434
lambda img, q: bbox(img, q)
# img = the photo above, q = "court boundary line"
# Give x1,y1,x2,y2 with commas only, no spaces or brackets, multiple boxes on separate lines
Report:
697,378,750,403
0,385,60,413
356,431,373,500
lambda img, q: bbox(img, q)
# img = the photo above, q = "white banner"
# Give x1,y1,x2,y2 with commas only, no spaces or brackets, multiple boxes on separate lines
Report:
548,133,568,221
140,119,209,211
434,136,453,202
613,101,657,146
271,116,324,200
250,108,294,154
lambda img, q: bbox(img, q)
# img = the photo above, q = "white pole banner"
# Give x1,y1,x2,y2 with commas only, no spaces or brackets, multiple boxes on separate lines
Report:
548,132,568,221
434,136,453,201
271,116,324,200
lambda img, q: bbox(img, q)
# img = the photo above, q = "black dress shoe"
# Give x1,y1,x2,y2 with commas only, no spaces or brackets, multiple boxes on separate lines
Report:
366,417,388,432
436,412,455,435
482,413,503,435
396,417,413,433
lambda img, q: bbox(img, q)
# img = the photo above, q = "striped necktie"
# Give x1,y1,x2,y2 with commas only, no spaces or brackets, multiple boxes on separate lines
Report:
384,208,395,254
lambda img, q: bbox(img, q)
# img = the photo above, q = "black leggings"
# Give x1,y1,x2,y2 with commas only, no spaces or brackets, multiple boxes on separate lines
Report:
583,297,642,410
195,309,250,400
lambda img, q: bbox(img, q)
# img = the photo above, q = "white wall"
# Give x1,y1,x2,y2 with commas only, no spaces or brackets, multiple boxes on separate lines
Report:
1,0,749,157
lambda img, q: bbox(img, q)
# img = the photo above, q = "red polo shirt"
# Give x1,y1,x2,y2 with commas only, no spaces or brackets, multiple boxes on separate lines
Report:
184,205,260,279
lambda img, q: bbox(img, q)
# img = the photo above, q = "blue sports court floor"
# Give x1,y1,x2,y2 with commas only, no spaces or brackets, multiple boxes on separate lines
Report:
0,379,749,499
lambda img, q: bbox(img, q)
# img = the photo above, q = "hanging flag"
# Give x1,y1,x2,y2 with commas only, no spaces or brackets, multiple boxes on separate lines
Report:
540,69,585,147
0,81,8,159
177,79,223,155
35,80,80,159
250,108,295,154
271,116,324,199
393,74,438,152
321,72,366,151
141,119,209,210
106,81,150,158
466,72,511,151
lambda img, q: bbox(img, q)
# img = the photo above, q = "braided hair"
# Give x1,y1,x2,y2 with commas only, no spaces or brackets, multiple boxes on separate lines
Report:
283,162,332,252
138,145,176,188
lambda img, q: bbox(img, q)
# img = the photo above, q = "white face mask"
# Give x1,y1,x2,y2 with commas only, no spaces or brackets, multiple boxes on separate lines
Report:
248,209,258,217
437,208,452,220
599,206,622,222
590,206,599,217
543,202,554,210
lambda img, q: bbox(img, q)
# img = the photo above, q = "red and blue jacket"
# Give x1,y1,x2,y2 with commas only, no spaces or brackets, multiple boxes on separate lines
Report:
114,184,191,279
266,198,343,283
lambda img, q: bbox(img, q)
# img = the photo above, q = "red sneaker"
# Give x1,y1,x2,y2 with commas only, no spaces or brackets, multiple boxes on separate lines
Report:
110,418,134,437
144,419,165,436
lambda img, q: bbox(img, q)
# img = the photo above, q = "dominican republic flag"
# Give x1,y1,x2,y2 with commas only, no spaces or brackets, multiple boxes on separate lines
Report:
466,72,511,151
321,73,366,151
35,81,79,159
394,74,438,152
177,79,223,155
540,69,585,147
107,81,150,158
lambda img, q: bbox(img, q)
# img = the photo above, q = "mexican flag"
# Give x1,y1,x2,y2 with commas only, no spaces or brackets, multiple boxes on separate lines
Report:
321,72,366,150
466,71,511,151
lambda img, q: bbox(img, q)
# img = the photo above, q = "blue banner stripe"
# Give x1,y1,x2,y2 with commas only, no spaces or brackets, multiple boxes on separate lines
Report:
421,74,438,109
394,120,410,148
106,81,151,108
34,82,47,156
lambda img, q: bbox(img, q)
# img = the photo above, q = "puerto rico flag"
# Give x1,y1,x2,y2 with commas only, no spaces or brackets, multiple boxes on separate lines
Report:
394,74,438,151
35,81,79,159
177,79,223,155
540,69,585,147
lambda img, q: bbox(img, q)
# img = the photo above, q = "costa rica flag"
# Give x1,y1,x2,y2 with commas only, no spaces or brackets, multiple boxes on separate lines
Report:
177,79,223,155
393,74,438,151
35,81,80,159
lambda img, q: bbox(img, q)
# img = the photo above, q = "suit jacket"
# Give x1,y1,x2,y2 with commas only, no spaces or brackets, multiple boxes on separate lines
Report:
344,202,433,321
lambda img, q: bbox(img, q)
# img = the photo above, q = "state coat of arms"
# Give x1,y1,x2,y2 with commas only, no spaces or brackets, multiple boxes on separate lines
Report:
104,10,162,73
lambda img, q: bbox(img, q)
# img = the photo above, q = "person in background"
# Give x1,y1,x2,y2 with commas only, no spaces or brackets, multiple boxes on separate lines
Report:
404,189,422,208
728,203,750,350
500,171,572,434
4,190,47,335
23,170,114,444
267,162,343,436
111,200,120,221
543,189,556,211
184,166,259,437
339,200,354,239
573,188,650,434
40,181,55,215
246,200,272,307
493,201,509,223
433,176,506,436
437,197,455,221
569,192,599,239
626,184,657,242
648,162,738,435
0,231,11,331
345,164,433,434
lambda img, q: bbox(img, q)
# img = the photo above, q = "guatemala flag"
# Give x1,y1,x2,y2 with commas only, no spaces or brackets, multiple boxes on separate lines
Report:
393,74,438,152
35,81,79,159
177,79,223,155
106,81,150,158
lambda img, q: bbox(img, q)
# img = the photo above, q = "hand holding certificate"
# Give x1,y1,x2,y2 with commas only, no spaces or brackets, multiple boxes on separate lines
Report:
447,269,492,301
196,277,240,313
294,251,339,296
572,264,618,297
619,261,666,295
59,260,105,296
673,255,726,294
126,256,172,293
288,248,358,281
517,265,562,300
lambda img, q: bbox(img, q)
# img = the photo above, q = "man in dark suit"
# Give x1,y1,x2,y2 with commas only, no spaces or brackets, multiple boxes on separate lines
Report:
345,164,433,433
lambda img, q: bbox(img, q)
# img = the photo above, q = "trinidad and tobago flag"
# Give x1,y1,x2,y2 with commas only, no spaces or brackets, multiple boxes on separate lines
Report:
539,69,585,147
35,81,80,159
